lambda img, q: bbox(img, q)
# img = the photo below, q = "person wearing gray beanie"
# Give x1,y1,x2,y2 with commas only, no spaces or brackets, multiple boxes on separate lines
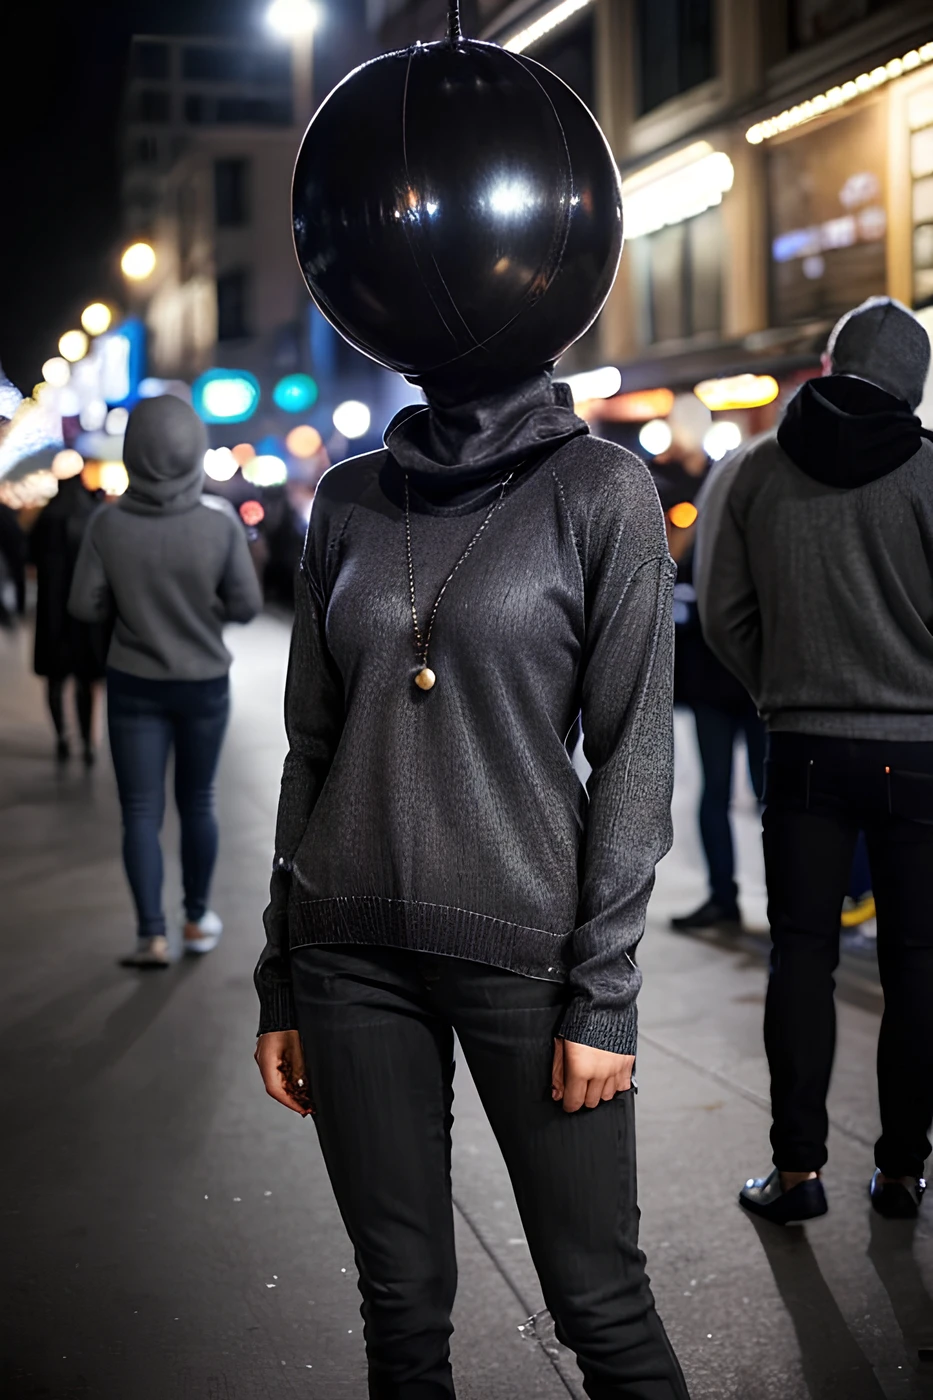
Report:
694,299,933,1227
824,295,931,411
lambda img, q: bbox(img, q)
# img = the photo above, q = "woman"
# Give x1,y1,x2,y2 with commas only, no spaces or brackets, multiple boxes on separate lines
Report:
255,18,690,1399
70,395,262,967
30,463,108,762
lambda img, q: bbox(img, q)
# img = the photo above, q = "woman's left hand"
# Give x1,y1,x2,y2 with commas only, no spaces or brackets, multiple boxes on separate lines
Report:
551,1038,634,1113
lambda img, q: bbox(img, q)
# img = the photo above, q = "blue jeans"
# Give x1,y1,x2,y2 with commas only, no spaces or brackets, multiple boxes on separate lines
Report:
693,701,766,909
107,668,230,938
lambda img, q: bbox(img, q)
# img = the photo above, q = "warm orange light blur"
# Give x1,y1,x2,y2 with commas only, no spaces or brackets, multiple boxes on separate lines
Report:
286,424,323,458
593,388,675,423
669,501,699,530
694,375,779,412
231,442,256,465
240,500,265,527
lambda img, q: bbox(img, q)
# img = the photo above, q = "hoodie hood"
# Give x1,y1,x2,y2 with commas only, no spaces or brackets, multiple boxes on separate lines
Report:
121,395,207,515
384,370,588,499
777,375,932,489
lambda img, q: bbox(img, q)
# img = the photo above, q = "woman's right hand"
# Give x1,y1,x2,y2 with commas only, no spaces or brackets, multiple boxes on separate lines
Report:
255,1029,315,1116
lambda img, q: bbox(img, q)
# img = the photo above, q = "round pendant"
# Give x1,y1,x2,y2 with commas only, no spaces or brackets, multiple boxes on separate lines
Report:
414,667,436,691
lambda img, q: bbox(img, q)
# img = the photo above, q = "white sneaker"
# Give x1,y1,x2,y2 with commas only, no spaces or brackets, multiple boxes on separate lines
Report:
120,935,171,968
183,909,223,955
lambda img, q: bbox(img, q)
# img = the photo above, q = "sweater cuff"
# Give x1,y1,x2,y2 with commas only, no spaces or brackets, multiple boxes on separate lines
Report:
256,980,297,1036
558,1000,638,1056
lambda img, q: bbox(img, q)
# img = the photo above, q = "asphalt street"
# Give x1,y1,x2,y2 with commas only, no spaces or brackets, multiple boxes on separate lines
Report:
1,613,930,1400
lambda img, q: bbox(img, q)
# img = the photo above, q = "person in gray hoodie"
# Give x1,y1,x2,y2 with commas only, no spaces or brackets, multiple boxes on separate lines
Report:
70,395,263,967
695,297,933,1225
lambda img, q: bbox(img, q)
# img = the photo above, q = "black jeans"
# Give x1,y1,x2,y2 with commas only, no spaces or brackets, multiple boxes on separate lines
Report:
107,668,230,937
763,733,933,1178
292,946,690,1400
693,701,765,908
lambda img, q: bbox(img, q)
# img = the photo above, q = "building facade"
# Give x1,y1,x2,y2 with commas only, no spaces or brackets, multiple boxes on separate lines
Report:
370,0,933,431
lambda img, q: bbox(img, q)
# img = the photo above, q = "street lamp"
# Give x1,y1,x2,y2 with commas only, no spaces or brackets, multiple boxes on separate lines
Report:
121,242,156,281
266,0,318,128
266,0,318,36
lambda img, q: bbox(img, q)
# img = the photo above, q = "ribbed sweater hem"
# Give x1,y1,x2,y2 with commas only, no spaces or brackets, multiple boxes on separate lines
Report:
768,709,933,741
287,894,571,982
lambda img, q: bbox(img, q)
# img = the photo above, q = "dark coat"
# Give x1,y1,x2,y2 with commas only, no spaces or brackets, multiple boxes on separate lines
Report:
31,478,110,679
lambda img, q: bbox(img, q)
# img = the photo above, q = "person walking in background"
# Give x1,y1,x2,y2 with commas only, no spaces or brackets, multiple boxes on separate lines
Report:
670,537,764,932
653,449,765,934
30,460,108,762
70,396,262,968
696,297,933,1225
0,500,26,628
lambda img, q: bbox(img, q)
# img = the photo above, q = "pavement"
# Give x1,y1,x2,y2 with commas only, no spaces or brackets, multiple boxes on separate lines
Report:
1,612,931,1400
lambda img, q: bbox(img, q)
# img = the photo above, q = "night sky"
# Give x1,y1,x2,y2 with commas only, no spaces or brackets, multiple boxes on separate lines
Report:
0,0,369,394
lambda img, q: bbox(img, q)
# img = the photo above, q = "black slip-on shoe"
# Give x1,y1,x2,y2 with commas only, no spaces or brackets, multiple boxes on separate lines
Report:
671,898,741,932
739,1168,828,1225
869,1169,926,1219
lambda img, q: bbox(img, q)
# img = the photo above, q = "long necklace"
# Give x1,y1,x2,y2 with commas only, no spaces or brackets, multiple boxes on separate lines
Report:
404,470,514,690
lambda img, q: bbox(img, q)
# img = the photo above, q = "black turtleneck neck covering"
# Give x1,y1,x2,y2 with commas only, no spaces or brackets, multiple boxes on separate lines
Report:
383,370,589,506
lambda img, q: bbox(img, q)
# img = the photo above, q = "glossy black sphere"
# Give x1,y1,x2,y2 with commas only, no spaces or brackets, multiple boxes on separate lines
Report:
292,39,623,390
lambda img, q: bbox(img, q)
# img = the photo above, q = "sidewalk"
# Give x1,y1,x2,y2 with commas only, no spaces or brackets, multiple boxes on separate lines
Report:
0,615,930,1399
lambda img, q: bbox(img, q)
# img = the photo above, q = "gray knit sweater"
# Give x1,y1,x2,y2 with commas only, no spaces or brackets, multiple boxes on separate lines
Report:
255,428,675,1055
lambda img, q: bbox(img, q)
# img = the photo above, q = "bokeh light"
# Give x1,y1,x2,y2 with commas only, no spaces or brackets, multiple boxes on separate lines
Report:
81,303,113,336
638,419,673,456
286,424,323,458
121,242,157,280
79,400,108,432
242,454,288,487
105,407,129,436
99,462,129,495
59,330,89,363
694,374,779,411
669,501,699,530
42,358,71,388
204,447,239,482
193,369,260,424
273,374,319,413
231,442,256,465
52,450,84,480
703,421,743,461
333,400,371,439
240,499,266,526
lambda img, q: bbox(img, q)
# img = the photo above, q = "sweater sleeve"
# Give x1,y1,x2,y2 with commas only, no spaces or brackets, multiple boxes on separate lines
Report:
254,562,345,1034
559,481,676,1056
218,517,263,623
693,453,762,701
68,514,113,624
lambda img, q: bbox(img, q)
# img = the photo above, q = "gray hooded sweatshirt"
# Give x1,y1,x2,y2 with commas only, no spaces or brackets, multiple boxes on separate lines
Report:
69,395,262,680
695,298,933,740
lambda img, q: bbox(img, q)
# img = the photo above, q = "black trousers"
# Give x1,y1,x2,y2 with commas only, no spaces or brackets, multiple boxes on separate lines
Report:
763,733,933,1178
292,945,690,1400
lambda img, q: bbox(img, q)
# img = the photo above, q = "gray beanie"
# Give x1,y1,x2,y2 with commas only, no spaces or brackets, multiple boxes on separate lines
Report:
827,296,931,411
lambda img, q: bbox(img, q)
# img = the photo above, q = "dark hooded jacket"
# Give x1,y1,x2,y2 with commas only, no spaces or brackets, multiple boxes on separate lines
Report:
30,477,110,679
694,374,933,739
69,396,262,680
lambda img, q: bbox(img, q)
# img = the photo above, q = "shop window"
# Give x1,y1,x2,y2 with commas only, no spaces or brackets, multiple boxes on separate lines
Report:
768,103,887,325
788,0,899,51
632,208,723,345
636,0,714,117
215,158,250,228
217,270,250,341
136,89,170,123
132,42,169,79
911,84,933,303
